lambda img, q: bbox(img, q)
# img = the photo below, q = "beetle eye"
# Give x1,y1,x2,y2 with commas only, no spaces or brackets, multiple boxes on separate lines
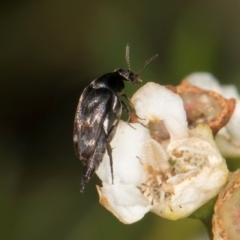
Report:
124,72,130,80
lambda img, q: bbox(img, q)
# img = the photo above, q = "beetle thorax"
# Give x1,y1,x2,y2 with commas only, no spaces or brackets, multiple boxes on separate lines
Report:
92,72,125,94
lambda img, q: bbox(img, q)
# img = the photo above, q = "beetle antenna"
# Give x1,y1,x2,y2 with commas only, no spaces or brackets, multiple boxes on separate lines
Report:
137,53,158,75
125,43,131,70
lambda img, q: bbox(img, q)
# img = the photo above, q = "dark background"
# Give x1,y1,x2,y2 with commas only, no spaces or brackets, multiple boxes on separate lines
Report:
1,1,240,239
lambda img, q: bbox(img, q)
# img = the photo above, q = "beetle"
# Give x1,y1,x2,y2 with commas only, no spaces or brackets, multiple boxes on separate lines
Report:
73,43,157,192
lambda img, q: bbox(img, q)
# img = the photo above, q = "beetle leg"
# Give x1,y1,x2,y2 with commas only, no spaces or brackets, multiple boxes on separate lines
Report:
105,123,119,185
121,93,145,121
121,100,131,120
106,142,114,185
120,100,136,129
122,93,134,108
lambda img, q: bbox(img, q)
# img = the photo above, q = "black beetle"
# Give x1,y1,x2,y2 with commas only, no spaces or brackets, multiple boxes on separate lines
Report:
73,44,157,192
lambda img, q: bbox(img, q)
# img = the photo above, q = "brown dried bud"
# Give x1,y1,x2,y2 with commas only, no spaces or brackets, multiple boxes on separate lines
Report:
177,81,235,135
212,169,240,240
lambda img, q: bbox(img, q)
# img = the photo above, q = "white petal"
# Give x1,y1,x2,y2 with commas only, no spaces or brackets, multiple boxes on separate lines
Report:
131,82,188,141
97,181,151,224
152,163,228,220
225,100,240,146
96,120,150,186
221,84,240,99
185,72,223,94
185,72,240,99
215,100,240,158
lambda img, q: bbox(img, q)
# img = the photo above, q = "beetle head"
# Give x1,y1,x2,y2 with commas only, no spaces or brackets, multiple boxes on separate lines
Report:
115,68,142,84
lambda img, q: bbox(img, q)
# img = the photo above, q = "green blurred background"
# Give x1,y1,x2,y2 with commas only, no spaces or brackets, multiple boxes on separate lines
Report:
1,1,240,240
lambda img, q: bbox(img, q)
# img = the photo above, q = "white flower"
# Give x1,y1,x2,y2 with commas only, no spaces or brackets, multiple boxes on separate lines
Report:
185,72,240,157
96,82,228,223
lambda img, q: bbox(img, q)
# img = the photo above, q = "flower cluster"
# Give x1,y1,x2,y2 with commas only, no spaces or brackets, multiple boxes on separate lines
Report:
95,73,240,224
